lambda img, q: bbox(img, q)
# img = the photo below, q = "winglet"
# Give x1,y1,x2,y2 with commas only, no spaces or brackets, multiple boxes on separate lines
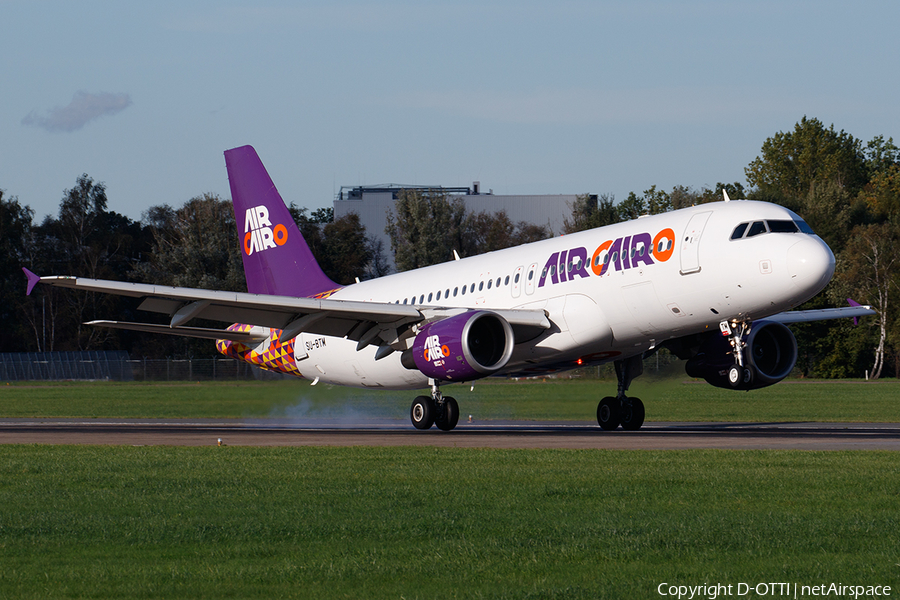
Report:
847,298,862,325
723,189,731,202
22,268,41,296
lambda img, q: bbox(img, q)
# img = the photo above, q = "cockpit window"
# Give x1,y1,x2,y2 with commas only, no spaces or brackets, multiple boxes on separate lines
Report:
767,220,799,233
795,219,814,234
730,223,748,240
731,217,818,241
746,221,768,237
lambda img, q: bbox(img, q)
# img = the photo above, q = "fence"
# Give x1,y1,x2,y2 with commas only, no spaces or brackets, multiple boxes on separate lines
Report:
0,352,291,382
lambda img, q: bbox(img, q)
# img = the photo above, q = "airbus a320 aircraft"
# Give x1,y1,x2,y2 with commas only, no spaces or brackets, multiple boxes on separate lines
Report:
24,146,874,431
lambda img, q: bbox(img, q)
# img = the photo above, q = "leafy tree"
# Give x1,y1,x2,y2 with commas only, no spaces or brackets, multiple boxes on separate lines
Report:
833,221,900,379
134,194,245,292
745,116,868,205
319,213,372,285
130,194,244,358
859,165,900,220
0,190,34,352
864,135,900,178
22,175,145,351
563,193,618,233
385,189,468,271
363,235,392,280
463,210,550,254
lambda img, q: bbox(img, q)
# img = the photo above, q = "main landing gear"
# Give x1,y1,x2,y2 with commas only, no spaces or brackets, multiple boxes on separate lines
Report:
597,355,645,431
410,381,459,431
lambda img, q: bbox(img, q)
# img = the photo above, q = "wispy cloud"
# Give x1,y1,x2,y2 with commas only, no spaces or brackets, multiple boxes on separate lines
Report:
22,91,133,133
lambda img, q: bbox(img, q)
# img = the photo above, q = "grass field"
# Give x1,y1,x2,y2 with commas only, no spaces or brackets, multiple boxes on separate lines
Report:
0,446,897,599
1,376,900,422
2,379,898,598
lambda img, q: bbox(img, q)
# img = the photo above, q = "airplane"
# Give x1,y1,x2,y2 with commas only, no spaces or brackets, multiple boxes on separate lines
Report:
23,145,875,431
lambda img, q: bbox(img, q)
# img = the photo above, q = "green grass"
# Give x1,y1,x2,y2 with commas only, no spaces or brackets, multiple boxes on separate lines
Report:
2,377,900,422
0,446,898,599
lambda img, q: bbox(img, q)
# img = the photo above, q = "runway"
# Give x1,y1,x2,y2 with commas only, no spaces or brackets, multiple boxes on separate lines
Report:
1,418,899,450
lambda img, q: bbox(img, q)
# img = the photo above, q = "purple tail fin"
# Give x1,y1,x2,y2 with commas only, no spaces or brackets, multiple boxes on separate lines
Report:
225,145,340,298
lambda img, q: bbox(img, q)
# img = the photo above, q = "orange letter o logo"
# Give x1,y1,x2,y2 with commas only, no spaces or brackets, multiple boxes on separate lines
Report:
273,224,288,246
591,240,613,276
652,228,675,262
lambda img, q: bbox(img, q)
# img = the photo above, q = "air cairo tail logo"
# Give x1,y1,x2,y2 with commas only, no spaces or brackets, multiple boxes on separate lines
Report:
244,205,288,256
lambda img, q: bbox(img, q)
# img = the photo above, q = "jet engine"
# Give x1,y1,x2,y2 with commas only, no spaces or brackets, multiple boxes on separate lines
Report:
684,320,798,390
402,311,515,381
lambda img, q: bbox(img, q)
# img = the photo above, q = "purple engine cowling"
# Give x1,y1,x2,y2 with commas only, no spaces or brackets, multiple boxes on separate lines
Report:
405,311,515,381
685,320,798,390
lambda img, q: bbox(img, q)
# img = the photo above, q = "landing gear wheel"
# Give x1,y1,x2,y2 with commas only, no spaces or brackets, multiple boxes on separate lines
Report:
597,396,621,431
620,398,645,431
410,396,435,430
435,396,459,431
727,364,743,388
742,367,754,386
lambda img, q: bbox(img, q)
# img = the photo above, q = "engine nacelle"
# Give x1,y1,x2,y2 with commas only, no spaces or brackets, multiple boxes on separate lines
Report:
685,320,798,390
402,311,515,382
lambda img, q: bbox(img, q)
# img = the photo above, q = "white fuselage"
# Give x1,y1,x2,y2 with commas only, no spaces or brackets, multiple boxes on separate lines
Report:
290,200,834,389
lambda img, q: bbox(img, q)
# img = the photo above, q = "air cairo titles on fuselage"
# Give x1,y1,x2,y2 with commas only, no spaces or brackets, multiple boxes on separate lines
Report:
538,226,676,287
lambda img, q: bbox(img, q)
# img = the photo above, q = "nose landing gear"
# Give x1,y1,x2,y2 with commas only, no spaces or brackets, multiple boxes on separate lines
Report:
721,319,754,388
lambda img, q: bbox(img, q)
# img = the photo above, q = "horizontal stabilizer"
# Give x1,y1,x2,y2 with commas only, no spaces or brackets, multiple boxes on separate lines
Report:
86,320,269,343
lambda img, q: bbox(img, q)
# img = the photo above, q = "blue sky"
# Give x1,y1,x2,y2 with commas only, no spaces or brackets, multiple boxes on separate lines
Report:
2,0,898,222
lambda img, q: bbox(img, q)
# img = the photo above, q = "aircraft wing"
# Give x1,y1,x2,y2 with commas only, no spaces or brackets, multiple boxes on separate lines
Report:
764,305,876,324
24,270,551,346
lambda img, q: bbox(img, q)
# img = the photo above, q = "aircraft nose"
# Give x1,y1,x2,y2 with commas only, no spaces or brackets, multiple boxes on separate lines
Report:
787,236,835,294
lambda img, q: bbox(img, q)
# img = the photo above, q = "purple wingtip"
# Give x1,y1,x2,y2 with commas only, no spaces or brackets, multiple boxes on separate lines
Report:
847,298,861,325
23,268,40,296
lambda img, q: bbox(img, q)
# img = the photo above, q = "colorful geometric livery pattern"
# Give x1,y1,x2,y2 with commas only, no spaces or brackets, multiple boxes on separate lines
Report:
312,287,342,299
216,323,303,377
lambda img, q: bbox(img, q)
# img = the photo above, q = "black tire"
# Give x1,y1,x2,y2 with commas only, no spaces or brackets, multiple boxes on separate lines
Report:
435,396,460,431
597,396,620,431
727,364,743,388
620,397,645,431
410,396,435,430
742,367,754,386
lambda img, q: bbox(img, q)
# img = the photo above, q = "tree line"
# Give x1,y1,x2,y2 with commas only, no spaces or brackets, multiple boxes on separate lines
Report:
2,116,898,377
